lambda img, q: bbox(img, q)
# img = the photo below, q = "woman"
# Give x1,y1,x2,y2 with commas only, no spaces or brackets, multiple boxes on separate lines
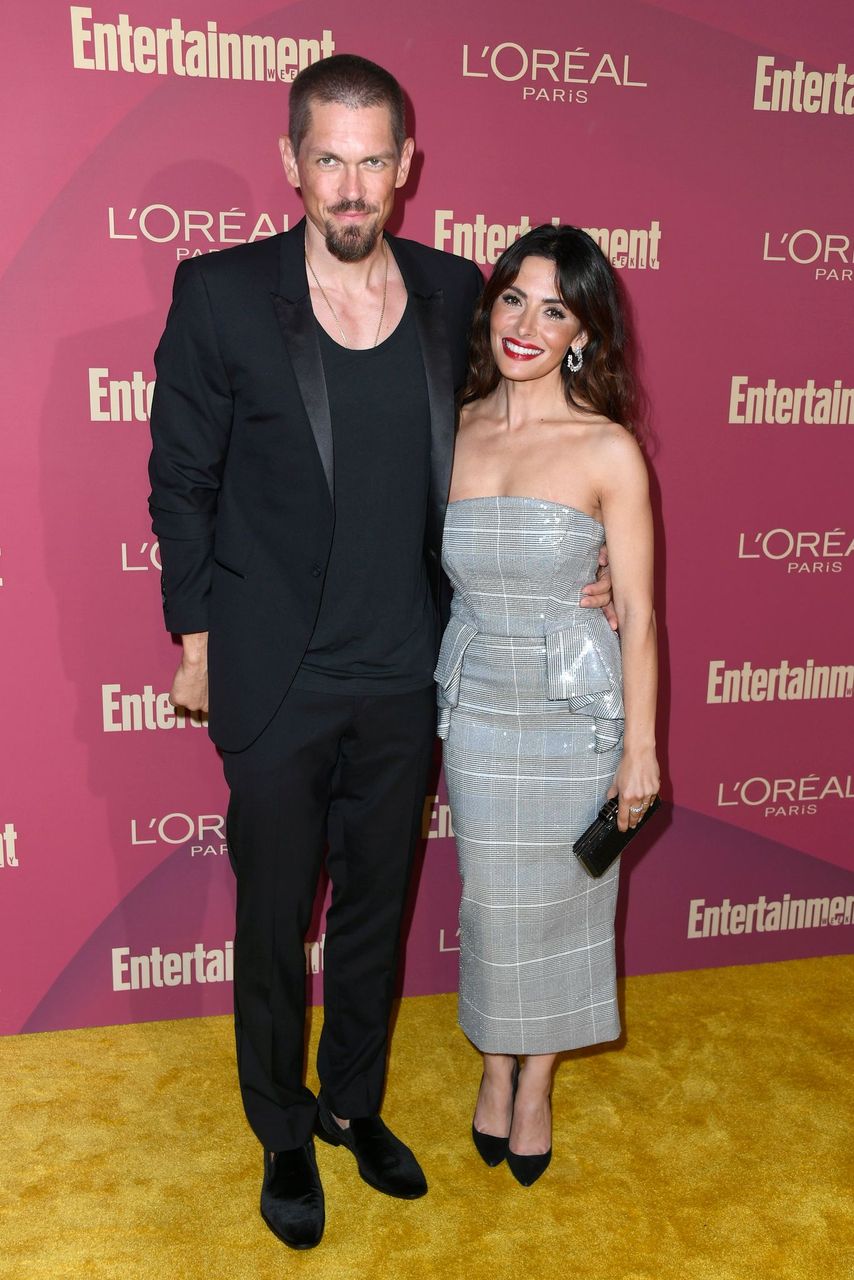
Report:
436,225,659,1186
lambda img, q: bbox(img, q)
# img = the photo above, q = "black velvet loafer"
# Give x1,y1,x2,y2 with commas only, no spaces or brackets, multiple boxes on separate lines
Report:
314,1093,428,1199
260,1139,325,1249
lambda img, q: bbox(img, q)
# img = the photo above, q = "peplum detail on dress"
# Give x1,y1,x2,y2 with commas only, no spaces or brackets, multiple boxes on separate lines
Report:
435,499,623,742
434,616,478,737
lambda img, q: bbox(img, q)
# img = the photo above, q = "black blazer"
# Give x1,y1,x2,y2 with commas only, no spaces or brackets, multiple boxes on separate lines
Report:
148,219,483,751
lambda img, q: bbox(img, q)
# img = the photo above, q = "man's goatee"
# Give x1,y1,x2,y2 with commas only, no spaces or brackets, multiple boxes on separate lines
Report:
325,222,380,262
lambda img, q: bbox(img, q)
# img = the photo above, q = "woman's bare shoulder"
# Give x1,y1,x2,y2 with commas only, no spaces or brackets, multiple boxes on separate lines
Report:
585,416,643,458
591,425,649,506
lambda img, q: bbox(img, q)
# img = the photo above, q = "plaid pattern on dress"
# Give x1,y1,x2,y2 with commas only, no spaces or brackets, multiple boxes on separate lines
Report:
437,497,624,1054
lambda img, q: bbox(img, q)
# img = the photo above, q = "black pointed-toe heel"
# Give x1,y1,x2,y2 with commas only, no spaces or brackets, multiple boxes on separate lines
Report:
471,1123,509,1167
507,1090,552,1186
471,1059,519,1167
506,1145,552,1186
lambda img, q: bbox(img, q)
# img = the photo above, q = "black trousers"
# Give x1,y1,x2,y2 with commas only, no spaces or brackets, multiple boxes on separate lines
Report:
222,682,436,1151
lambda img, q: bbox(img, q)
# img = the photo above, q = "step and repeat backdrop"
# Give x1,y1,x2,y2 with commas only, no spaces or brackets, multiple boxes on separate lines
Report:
1,1,852,1034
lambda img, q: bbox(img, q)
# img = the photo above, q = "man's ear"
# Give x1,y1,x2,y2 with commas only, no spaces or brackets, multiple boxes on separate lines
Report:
279,135,300,190
394,137,415,190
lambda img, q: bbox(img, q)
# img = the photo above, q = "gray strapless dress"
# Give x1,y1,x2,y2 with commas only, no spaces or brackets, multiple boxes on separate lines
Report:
436,497,625,1054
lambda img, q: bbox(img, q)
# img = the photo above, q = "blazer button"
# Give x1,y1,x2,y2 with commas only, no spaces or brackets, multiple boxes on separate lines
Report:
310,565,322,578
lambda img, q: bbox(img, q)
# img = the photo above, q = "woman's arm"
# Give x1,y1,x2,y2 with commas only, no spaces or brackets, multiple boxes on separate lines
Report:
596,429,660,831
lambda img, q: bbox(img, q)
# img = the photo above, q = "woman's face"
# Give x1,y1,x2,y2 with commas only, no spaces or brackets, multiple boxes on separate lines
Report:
489,254,586,385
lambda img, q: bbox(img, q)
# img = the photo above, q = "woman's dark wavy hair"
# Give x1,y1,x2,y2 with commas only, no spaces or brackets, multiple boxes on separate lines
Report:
463,224,640,435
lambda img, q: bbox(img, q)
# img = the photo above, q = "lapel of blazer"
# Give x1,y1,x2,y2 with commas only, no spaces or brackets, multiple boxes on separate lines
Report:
270,223,456,527
386,233,456,555
271,219,334,502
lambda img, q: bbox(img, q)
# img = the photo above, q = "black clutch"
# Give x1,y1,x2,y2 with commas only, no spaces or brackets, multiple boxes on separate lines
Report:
573,795,661,878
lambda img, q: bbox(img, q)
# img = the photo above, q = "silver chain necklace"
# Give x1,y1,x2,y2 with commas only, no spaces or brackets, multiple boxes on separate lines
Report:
305,240,389,349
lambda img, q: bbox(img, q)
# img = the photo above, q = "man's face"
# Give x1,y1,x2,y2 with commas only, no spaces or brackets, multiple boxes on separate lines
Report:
280,100,413,261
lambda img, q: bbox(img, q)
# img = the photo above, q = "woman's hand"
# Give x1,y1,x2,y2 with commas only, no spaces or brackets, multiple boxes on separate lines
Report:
607,750,660,832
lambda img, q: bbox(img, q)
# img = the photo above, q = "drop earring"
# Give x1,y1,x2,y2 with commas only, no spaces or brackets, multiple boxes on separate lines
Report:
566,347,583,374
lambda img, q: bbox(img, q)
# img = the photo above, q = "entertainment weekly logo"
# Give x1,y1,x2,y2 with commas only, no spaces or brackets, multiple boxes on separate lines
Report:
460,39,647,105
687,892,853,940
89,367,153,422
753,56,854,115
736,527,852,574
0,823,19,869
306,933,326,975
102,683,207,731
107,205,290,261
435,211,661,269
70,7,334,81
728,376,854,426
422,794,454,840
716,773,854,820
112,939,232,990
762,230,854,284
706,659,854,705
131,812,226,858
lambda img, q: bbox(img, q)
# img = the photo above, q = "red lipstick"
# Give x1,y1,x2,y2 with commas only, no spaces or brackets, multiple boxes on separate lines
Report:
501,337,544,361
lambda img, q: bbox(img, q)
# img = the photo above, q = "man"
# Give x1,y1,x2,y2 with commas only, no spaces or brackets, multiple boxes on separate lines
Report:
149,54,610,1250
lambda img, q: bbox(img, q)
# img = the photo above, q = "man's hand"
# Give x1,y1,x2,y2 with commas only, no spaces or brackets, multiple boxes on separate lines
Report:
170,632,209,714
579,544,618,631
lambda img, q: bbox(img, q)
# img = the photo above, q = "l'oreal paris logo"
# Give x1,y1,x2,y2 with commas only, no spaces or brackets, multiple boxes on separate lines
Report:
107,205,289,260
461,41,647,103
130,813,226,856
736,528,852,572
762,231,854,283
716,774,854,819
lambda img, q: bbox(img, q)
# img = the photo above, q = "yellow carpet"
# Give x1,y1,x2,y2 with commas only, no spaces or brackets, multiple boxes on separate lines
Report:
1,957,852,1280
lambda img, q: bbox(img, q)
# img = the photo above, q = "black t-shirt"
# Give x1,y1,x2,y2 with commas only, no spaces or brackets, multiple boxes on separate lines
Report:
294,301,435,694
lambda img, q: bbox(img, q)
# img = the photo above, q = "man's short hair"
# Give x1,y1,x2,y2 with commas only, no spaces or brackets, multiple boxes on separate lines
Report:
288,53,407,157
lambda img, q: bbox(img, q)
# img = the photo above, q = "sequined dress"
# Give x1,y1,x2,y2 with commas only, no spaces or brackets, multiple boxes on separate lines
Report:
436,497,625,1053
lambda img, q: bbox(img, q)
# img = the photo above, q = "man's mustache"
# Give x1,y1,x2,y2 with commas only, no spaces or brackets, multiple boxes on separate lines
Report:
328,200,377,215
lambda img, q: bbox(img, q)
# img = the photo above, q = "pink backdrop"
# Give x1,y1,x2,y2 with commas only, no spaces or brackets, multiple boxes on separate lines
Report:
1,0,852,1035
